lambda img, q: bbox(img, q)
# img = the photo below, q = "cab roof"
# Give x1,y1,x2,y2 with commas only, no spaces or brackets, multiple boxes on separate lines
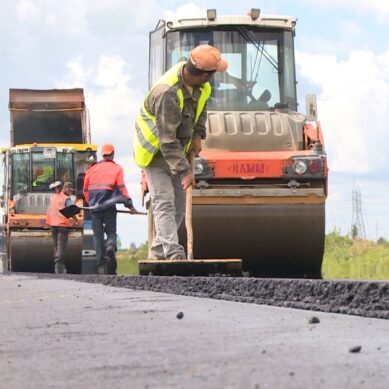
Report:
162,14,296,32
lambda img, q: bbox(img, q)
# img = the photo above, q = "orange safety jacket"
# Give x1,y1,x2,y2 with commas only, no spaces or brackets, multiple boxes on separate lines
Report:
82,160,131,207
46,192,72,227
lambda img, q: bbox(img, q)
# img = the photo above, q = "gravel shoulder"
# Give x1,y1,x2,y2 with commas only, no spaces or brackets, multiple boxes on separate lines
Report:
1,274,389,389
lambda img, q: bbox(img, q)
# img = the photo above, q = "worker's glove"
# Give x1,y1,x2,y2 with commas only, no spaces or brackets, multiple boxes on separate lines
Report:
128,207,138,214
181,171,196,191
123,198,133,208
124,198,137,214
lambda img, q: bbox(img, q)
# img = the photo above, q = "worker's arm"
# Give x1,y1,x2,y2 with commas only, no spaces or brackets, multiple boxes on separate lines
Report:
153,88,191,176
82,170,90,204
193,101,207,140
114,165,139,213
64,197,79,225
115,166,131,199
190,101,208,156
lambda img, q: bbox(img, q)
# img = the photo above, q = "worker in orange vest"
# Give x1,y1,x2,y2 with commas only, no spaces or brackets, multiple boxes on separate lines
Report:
46,181,77,274
83,143,138,274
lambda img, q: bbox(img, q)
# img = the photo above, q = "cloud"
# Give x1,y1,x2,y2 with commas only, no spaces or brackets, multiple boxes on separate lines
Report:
16,0,39,22
296,49,389,174
95,55,130,88
15,0,90,35
164,2,205,19
57,55,142,145
59,57,92,87
295,0,389,18
14,0,163,38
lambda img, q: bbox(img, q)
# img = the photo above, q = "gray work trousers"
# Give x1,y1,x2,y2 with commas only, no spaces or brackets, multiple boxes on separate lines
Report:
90,207,117,265
50,227,69,264
144,163,186,259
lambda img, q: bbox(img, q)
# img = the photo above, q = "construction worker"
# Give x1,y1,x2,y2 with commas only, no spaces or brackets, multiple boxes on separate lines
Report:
46,181,77,274
133,44,228,260
13,183,28,213
83,143,137,274
33,162,54,189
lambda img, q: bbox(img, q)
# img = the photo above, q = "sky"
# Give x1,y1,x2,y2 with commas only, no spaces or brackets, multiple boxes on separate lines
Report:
1,0,389,247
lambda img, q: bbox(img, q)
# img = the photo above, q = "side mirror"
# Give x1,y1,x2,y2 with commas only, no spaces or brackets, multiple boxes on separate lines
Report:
305,94,318,121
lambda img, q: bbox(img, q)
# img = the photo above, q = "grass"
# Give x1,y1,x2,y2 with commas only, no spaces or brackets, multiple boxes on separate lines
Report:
322,229,389,280
117,230,389,280
116,242,148,275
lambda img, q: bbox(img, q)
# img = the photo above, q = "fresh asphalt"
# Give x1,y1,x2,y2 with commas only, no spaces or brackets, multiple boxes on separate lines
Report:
1,274,389,389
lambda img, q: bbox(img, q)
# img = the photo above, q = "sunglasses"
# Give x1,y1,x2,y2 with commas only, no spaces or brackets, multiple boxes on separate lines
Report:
186,60,217,76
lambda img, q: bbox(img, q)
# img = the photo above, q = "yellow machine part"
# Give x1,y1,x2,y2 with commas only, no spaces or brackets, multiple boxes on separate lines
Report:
8,230,82,273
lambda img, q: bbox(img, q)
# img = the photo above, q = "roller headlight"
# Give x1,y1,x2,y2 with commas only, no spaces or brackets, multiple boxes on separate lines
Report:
193,157,213,179
292,160,307,175
194,160,205,175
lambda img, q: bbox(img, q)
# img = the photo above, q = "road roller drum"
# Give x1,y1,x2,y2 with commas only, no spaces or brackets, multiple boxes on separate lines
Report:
179,202,325,278
9,230,82,273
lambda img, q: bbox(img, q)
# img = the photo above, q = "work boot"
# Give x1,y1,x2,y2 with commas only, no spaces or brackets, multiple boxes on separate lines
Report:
105,255,117,275
55,262,67,274
105,245,115,257
170,254,187,261
97,260,107,275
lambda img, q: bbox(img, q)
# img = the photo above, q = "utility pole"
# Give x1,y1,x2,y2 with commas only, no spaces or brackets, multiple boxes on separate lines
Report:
351,183,366,239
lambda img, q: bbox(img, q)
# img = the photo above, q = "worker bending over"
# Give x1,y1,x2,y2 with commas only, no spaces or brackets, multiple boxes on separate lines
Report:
83,143,137,273
46,181,77,274
133,45,228,260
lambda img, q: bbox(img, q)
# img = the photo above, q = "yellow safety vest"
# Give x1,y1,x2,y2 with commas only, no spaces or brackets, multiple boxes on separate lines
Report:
32,164,54,187
46,192,72,227
133,62,211,168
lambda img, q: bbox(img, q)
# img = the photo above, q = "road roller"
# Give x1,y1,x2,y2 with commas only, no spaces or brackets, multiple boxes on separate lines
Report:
1,89,97,273
140,9,328,277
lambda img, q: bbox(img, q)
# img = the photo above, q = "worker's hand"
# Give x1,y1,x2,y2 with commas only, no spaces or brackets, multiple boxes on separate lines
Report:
128,206,138,215
181,171,195,191
124,198,138,214
190,137,202,156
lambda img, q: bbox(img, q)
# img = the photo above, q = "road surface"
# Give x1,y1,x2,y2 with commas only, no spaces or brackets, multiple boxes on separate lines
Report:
1,274,388,388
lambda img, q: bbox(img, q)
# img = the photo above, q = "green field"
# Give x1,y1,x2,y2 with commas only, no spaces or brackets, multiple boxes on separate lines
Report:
117,230,389,280
116,242,147,275
322,229,389,280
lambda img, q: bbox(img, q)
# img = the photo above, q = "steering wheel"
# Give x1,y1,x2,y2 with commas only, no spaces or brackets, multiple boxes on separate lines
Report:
248,89,272,107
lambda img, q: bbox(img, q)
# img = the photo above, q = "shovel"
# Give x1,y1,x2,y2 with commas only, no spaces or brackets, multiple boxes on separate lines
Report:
185,151,196,260
59,203,147,218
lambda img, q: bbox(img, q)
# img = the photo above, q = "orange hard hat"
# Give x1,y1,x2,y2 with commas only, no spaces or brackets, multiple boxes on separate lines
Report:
189,45,228,72
101,143,115,156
